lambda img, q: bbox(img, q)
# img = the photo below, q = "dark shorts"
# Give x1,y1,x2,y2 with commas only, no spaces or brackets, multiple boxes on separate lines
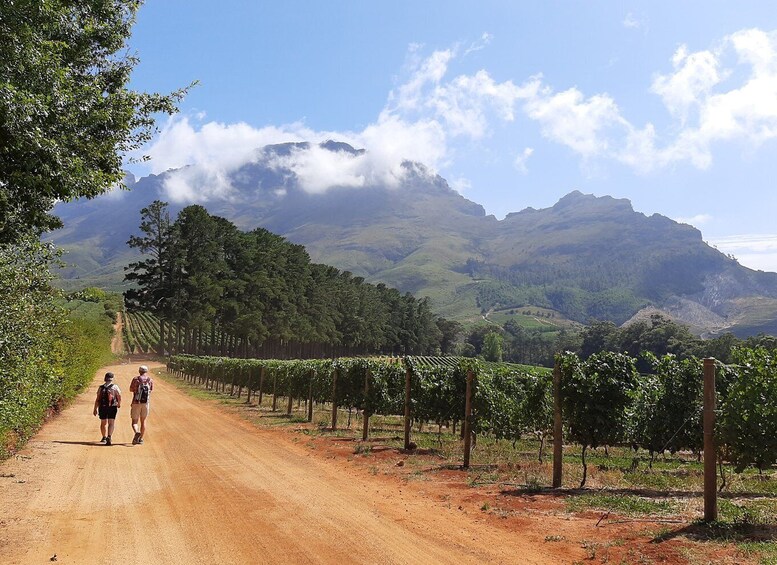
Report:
98,406,118,420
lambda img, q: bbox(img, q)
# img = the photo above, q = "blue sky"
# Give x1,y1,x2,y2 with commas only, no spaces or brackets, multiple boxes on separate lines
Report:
128,1,777,271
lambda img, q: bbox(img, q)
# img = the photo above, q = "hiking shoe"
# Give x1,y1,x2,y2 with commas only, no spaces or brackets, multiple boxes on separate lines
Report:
105,436,112,446
132,432,141,445
100,436,107,443
137,437,144,445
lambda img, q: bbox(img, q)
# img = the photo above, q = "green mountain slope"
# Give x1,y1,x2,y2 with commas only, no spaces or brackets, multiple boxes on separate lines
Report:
48,142,777,337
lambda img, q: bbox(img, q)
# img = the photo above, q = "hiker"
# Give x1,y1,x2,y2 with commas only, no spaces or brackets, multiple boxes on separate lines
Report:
130,365,154,445
93,372,121,446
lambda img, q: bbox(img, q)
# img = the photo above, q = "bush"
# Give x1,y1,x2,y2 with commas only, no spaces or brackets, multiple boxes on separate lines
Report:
0,242,114,459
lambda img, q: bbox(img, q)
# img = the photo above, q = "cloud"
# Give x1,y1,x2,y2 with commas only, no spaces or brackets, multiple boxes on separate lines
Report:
138,28,777,203
448,176,472,194
651,45,723,123
463,32,493,56
514,147,534,174
674,213,713,226
710,234,777,272
145,112,448,203
143,117,320,202
623,13,642,29
522,81,627,158
647,29,777,169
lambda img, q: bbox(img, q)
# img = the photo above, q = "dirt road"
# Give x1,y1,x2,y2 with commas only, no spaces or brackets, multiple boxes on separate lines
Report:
0,362,570,565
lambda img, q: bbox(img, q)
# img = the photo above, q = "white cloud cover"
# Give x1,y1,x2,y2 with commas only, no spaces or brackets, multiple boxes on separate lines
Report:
514,147,534,174
674,213,713,226
140,27,777,203
711,234,777,272
623,13,642,30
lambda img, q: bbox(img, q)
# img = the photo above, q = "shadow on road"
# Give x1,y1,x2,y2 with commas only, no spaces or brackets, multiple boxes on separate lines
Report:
52,440,131,448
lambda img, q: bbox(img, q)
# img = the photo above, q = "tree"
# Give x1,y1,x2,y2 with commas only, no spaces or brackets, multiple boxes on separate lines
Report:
482,331,504,362
579,320,619,358
169,205,227,350
436,318,463,355
0,1,188,242
124,200,175,354
465,325,495,356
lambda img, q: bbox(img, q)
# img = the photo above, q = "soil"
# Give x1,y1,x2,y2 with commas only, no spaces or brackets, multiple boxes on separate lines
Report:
110,312,124,355
0,361,753,564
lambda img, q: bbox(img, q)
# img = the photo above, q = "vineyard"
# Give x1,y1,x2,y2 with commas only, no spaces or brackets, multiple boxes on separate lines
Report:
122,310,162,354
167,348,777,502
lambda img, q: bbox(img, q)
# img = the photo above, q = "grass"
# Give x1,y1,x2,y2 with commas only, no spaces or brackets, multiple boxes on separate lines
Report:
737,541,777,565
565,493,678,516
485,306,579,330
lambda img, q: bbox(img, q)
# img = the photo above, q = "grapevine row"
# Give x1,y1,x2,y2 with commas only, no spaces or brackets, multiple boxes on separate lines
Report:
167,348,777,478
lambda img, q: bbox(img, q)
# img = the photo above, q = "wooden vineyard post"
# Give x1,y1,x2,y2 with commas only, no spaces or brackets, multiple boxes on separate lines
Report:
272,374,278,411
307,370,314,423
287,372,294,416
258,367,265,405
246,367,253,404
552,361,563,488
703,358,717,522
463,369,474,469
331,368,339,431
237,366,243,399
404,365,412,450
362,368,370,442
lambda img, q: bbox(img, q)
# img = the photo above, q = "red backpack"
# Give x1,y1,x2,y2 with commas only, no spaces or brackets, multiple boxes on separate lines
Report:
99,383,117,407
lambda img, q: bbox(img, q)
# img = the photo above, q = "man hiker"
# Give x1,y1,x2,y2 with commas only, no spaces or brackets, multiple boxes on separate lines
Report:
93,372,121,446
130,365,154,445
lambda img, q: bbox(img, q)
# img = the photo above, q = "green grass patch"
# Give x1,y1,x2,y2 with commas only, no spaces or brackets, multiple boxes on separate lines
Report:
566,493,679,516
718,499,777,526
737,541,777,565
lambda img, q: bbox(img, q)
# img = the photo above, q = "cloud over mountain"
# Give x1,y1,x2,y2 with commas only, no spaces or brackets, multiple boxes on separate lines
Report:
137,27,777,204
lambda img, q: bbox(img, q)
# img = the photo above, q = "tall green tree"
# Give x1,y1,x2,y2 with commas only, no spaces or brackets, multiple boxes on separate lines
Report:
170,205,227,347
482,331,504,362
0,1,188,242
124,200,175,353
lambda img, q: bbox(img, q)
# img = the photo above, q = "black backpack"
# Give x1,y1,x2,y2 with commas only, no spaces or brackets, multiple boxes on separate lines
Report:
135,376,151,404
99,384,116,407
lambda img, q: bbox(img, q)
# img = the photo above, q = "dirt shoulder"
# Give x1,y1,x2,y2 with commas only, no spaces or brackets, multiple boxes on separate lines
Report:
110,311,123,355
155,369,765,565
0,362,575,564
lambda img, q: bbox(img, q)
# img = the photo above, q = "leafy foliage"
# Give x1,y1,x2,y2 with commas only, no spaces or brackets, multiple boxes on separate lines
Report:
558,351,639,486
630,354,703,459
126,202,445,355
0,1,188,242
720,347,777,472
173,347,777,479
0,240,114,456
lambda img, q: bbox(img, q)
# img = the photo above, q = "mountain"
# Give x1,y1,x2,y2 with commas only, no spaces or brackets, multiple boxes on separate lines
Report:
48,141,777,337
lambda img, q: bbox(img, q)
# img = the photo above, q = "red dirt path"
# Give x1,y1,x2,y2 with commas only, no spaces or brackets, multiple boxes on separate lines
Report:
0,362,578,564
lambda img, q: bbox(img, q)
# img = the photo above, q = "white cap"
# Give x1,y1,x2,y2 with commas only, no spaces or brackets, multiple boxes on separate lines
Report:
139,365,149,374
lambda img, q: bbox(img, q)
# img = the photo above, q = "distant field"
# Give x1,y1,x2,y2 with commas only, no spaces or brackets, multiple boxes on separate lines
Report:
484,306,581,332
